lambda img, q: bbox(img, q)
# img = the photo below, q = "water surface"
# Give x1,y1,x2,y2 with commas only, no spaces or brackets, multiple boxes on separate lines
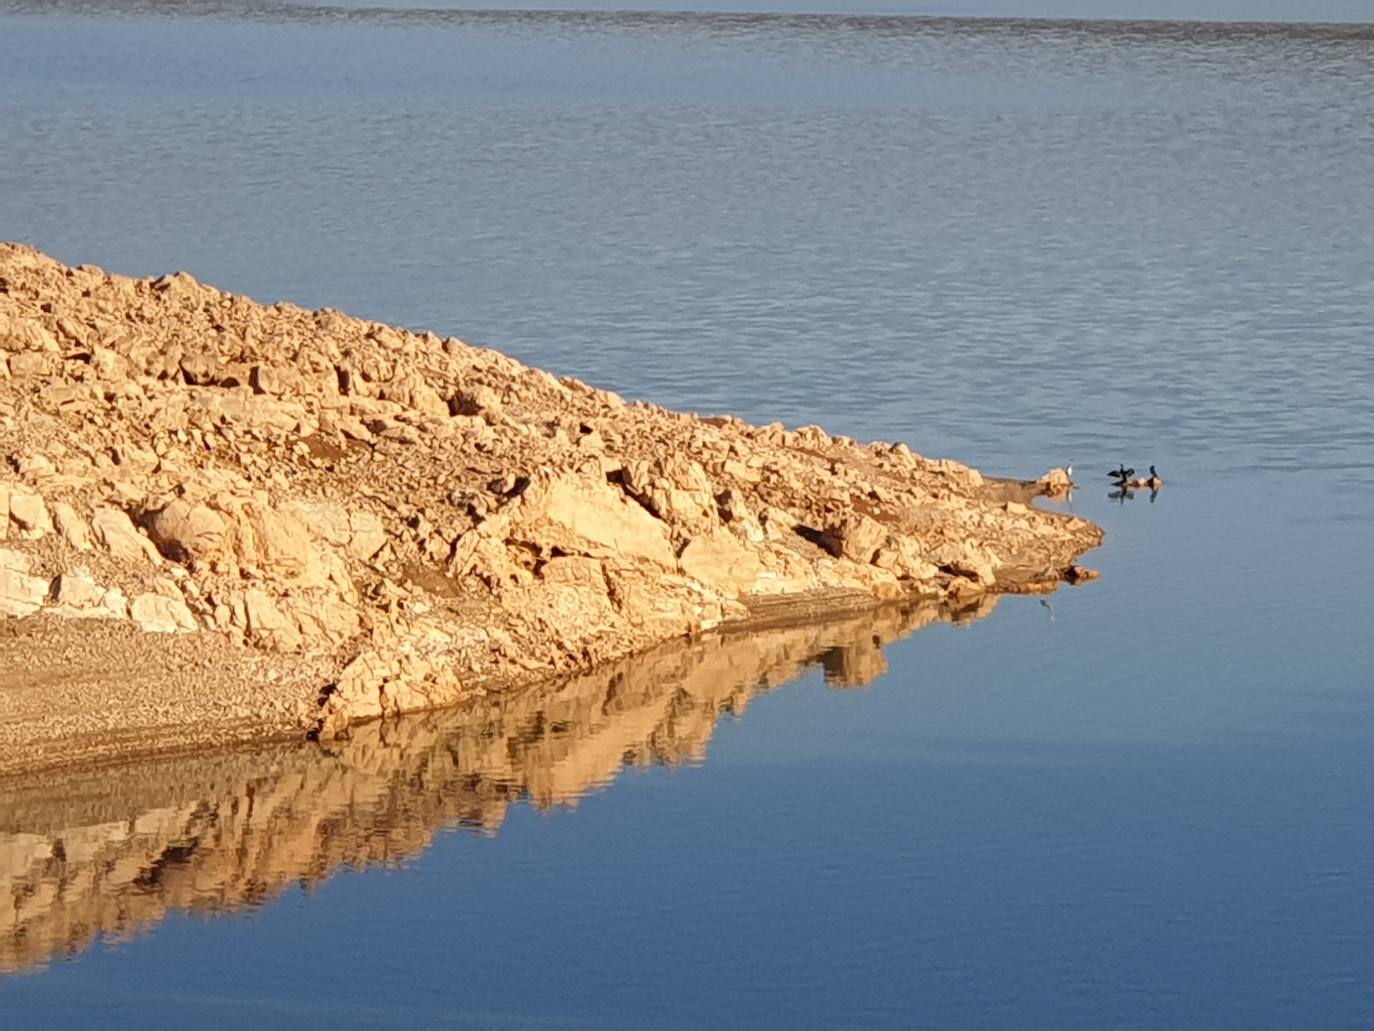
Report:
2,2,1373,1026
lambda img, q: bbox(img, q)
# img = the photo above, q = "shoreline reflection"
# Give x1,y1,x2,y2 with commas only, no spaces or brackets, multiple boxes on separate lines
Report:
0,594,996,976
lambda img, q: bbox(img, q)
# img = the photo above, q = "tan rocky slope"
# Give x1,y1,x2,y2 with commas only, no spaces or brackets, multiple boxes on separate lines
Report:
0,242,1100,754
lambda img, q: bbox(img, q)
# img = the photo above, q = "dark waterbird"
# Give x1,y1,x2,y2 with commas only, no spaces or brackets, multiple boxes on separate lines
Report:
1109,463,1135,482
1112,464,1164,494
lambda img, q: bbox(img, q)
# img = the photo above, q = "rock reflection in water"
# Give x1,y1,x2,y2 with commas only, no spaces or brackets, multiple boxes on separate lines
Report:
0,594,997,976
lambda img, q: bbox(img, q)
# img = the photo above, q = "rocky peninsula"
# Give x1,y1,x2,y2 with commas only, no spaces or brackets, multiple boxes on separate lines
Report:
0,243,1101,774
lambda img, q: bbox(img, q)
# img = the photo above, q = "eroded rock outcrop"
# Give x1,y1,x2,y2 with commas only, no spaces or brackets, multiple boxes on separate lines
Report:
0,243,1101,754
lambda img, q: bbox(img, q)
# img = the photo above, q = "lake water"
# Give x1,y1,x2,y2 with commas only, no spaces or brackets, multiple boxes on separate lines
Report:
2,2,1374,1026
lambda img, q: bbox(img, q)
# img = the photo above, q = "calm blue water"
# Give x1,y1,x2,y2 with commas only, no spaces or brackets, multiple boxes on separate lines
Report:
2,2,1374,1026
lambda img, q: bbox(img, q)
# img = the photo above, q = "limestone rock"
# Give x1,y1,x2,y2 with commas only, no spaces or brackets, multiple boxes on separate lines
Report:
1037,467,1073,490
48,570,126,619
278,500,384,564
678,529,762,596
7,352,55,378
539,555,606,590
321,651,395,727
130,592,198,633
821,514,889,564
241,588,303,651
146,499,230,565
8,491,53,539
347,512,387,562
250,364,305,397
517,471,675,569
91,507,162,566
0,547,31,572
219,498,323,584
928,540,997,584
0,566,48,618
50,570,104,609
101,588,131,619
873,537,939,582
0,242,1105,744
16,454,54,478
380,371,449,419
449,384,503,421
291,594,361,645
51,503,93,551
0,314,60,353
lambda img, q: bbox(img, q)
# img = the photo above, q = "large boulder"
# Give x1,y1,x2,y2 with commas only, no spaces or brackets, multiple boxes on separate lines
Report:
130,592,198,633
515,471,675,569
928,540,997,584
146,499,230,566
7,490,53,540
678,529,762,597
91,507,163,566
50,503,93,551
0,550,48,617
48,570,128,619
241,588,303,651
821,513,889,564
379,371,449,419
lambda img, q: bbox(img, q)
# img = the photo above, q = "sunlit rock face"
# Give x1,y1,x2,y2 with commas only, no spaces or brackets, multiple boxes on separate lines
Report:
1,242,1099,757
0,595,995,975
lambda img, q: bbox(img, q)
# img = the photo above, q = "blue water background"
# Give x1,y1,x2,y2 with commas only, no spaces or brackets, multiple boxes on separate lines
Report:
2,2,1373,1026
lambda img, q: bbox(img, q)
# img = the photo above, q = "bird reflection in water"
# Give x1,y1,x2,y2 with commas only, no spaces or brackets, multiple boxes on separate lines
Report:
1108,485,1161,504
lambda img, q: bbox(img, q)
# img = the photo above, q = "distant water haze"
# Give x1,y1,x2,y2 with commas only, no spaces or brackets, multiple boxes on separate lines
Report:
279,0,1374,23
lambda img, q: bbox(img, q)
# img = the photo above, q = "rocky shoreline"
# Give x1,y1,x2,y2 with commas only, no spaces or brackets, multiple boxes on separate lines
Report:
0,243,1102,773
